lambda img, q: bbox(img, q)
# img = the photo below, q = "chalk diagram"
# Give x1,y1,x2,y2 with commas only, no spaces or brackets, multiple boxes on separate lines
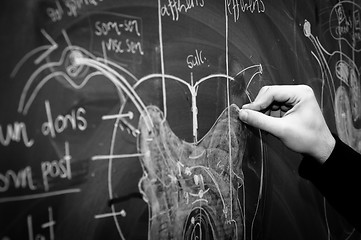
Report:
11,2,265,240
303,1,361,238
304,2,361,154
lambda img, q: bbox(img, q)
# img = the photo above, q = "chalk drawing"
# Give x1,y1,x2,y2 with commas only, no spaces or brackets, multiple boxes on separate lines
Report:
303,2,361,237
8,1,266,239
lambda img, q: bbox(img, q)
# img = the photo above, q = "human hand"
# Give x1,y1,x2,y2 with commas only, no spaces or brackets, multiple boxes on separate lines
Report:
238,85,335,164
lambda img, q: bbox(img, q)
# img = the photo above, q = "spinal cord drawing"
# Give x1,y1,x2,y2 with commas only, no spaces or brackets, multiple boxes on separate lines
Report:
12,10,263,240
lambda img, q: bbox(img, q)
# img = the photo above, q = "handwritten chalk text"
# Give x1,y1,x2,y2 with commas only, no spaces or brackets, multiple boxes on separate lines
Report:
333,4,361,41
94,20,141,37
41,101,87,138
0,167,37,193
0,122,34,147
0,142,72,193
92,18,144,57
104,38,144,55
186,49,206,69
161,0,205,21
46,0,64,22
227,0,265,22
46,0,104,22
41,156,71,192
28,207,55,240
1,207,56,240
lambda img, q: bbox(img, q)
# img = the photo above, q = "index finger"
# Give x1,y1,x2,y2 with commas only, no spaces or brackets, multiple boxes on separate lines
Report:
242,85,309,111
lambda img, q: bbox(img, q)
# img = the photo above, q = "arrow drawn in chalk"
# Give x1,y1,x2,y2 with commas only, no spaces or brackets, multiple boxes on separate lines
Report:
34,29,58,65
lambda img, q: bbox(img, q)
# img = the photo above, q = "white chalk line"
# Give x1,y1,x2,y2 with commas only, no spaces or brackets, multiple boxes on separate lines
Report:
0,188,81,204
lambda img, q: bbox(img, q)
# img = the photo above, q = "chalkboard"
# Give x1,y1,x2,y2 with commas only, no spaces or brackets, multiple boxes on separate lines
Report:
1,0,360,239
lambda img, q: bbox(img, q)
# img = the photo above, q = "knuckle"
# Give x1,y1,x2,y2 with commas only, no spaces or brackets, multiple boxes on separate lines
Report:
259,103,269,111
260,86,268,91
296,85,316,102
260,85,271,93
299,85,314,96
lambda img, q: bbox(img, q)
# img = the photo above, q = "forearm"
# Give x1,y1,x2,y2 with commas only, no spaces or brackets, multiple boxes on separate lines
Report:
299,134,361,232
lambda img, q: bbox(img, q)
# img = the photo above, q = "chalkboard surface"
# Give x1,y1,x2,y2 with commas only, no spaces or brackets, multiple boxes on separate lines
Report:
1,0,360,239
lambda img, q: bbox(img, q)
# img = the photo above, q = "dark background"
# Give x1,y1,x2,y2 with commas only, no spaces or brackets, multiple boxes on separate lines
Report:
0,0,360,239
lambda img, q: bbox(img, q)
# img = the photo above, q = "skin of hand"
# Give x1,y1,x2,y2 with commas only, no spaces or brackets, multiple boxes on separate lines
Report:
238,85,335,164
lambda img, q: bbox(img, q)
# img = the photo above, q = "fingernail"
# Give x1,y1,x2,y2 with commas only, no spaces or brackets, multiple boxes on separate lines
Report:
242,103,250,109
239,109,248,123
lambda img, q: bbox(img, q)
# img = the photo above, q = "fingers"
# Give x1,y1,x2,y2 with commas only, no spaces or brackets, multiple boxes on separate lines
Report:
242,85,310,111
239,108,284,138
238,84,334,163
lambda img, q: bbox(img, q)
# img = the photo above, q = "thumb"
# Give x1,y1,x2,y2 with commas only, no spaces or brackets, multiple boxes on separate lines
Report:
239,109,283,137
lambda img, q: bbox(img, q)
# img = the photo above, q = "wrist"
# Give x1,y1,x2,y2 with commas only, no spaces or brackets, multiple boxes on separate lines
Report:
315,133,336,164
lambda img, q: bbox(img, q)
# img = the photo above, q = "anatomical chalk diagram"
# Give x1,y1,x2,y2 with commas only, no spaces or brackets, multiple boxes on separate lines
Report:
304,1,361,153
3,1,267,240
138,104,246,239
303,1,361,238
